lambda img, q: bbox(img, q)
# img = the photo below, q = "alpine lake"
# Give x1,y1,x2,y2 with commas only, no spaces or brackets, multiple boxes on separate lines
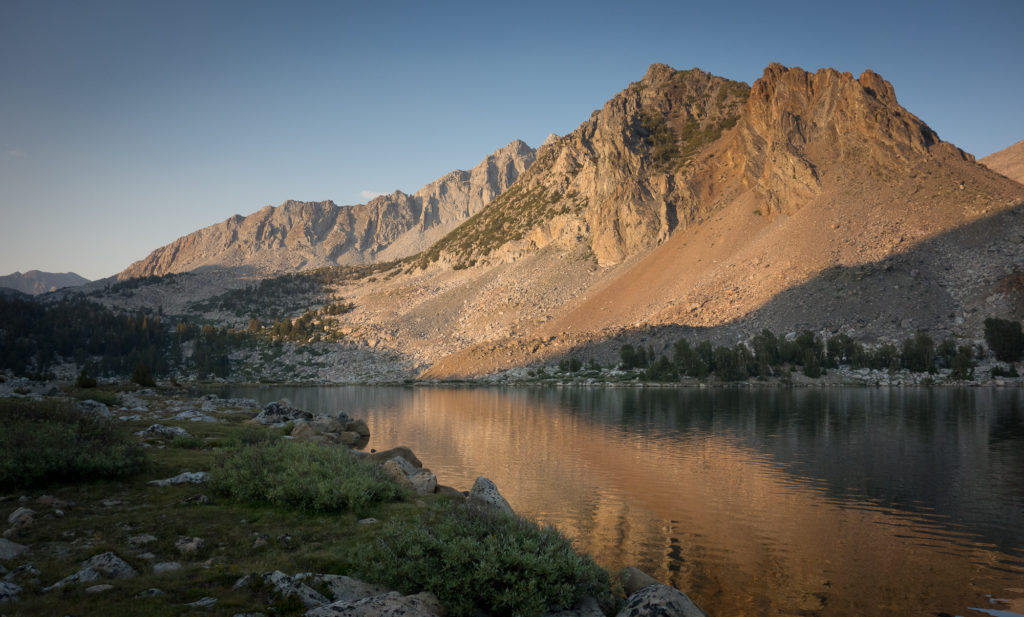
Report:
218,384,1024,617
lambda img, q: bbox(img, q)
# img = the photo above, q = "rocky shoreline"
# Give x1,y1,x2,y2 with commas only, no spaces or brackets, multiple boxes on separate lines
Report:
0,387,710,617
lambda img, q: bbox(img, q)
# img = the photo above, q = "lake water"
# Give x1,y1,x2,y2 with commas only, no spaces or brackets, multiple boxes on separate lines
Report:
220,385,1024,617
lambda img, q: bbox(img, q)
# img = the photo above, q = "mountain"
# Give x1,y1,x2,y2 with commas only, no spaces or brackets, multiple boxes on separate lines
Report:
102,63,1024,382
0,270,89,295
399,63,1023,377
118,140,536,279
981,139,1024,184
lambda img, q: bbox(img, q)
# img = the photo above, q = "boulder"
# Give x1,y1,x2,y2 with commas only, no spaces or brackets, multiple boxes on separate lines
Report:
468,477,513,514
45,552,138,590
234,571,328,609
0,580,22,604
344,419,370,437
305,590,445,617
77,399,111,417
153,562,182,574
173,410,220,423
615,584,709,617
254,400,314,426
621,566,660,595
148,471,208,487
381,460,414,489
293,573,391,604
368,447,422,468
408,470,438,496
339,431,365,446
0,538,27,560
135,424,192,439
85,583,115,594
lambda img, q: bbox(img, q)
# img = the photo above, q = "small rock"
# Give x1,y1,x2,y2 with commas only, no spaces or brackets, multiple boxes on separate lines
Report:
173,410,220,423
408,470,437,495
86,583,115,593
101,499,122,507
135,424,192,439
182,494,212,505
148,471,209,487
136,587,165,598
175,536,204,555
153,562,182,574
128,534,158,546
0,538,27,560
467,477,513,514
251,535,268,549
6,507,34,526
186,596,218,607
357,518,378,525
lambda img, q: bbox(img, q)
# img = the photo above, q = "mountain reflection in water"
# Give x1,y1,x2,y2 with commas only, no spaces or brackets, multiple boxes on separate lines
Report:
221,385,1024,617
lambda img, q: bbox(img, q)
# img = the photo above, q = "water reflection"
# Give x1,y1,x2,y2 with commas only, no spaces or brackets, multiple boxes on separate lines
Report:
222,385,1024,617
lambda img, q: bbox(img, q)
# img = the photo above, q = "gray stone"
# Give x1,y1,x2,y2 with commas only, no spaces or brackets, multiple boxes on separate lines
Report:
294,573,391,604
0,538,27,560
235,571,328,609
0,580,22,603
621,566,660,595
254,400,314,426
84,551,139,579
175,536,204,555
388,455,418,477
344,418,370,437
128,533,158,546
186,596,218,607
356,518,378,525
305,591,444,617
136,587,165,598
615,584,709,617
153,562,182,574
408,470,438,495
6,507,34,526
86,583,115,593
149,471,209,487
135,423,192,439
381,460,414,489
173,410,220,423
78,399,111,417
468,477,513,514
44,566,102,590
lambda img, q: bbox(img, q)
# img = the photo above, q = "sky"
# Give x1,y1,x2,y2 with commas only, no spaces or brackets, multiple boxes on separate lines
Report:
1,0,1022,281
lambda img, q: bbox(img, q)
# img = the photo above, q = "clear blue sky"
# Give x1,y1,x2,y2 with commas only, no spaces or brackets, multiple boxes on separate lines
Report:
1,0,1021,280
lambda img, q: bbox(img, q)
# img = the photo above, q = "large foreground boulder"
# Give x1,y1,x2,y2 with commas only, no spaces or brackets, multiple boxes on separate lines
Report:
615,584,709,617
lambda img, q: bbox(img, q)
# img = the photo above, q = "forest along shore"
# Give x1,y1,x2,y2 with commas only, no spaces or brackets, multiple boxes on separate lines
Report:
0,385,709,617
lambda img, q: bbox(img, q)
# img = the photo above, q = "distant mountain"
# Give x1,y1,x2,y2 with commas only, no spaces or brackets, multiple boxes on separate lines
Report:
981,139,1024,184
0,270,89,295
119,140,536,279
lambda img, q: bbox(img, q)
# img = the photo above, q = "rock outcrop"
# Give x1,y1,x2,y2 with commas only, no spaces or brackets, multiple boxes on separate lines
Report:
119,140,535,278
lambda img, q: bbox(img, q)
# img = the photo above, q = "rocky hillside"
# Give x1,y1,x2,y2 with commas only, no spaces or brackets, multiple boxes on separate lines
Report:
118,140,535,279
0,270,89,295
981,139,1024,184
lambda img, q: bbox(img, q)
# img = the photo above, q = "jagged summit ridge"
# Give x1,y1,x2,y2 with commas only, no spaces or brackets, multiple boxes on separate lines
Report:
118,140,535,279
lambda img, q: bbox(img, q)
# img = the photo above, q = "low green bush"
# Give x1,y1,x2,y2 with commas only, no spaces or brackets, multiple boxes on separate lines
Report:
0,399,147,489
222,424,283,448
209,440,405,513
354,502,614,617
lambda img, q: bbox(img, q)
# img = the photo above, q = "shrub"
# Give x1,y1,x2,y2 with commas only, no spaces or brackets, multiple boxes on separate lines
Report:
354,502,613,617
209,440,406,513
131,361,156,387
991,364,1019,378
0,399,147,489
984,318,1024,362
75,366,97,388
